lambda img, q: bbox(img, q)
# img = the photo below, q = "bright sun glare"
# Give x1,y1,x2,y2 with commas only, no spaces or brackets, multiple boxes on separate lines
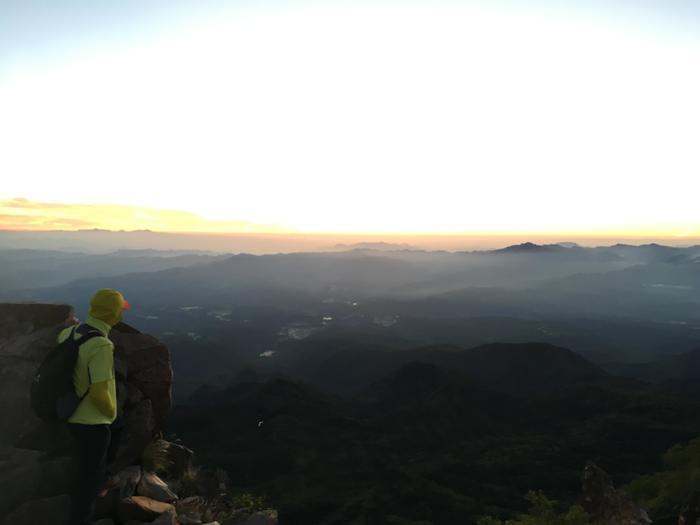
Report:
0,3,698,235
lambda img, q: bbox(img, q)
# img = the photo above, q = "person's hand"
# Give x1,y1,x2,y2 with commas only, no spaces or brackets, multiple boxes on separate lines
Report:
63,315,80,327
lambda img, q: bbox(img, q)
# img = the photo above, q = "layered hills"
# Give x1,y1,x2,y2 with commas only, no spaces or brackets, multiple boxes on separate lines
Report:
173,341,700,524
3,243,700,523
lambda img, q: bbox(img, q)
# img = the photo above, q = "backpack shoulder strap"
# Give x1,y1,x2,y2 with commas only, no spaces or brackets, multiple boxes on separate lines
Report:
72,324,110,389
74,323,106,347
57,324,79,344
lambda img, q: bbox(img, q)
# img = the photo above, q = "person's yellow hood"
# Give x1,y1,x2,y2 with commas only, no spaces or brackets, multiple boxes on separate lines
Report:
88,288,130,327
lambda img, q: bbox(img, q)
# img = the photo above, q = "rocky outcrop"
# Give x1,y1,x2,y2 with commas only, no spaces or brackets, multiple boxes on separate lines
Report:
174,496,279,525
0,447,44,517
0,304,80,525
111,321,173,431
113,465,143,498
2,494,71,525
137,471,179,503
165,442,194,479
582,461,653,525
0,303,173,523
679,491,700,525
116,495,175,522
111,398,157,473
0,304,173,456
227,510,279,525
0,303,73,449
0,302,277,525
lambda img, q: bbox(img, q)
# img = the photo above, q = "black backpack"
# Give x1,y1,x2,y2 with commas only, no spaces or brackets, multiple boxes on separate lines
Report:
30,323,103,423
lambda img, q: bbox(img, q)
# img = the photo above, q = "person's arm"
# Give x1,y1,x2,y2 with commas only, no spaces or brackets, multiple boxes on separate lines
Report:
89,380,116,419
56,325,74,344
87,340,116,418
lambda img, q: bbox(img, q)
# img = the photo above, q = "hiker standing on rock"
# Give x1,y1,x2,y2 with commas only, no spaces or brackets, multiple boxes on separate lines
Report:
56,288,130,525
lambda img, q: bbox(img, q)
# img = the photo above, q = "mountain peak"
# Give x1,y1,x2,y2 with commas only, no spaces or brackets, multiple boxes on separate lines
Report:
495,242,566,254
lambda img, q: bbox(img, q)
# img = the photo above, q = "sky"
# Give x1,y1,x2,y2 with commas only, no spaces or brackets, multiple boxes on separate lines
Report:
1,0,699,236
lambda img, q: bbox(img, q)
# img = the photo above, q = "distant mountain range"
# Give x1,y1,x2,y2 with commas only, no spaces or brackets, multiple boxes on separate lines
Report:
0,248,228,292
2,227,698,254
3,242,700,396
333,241,416,251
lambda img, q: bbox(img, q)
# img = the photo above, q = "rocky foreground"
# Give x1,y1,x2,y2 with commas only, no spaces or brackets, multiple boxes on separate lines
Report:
0,303,278,525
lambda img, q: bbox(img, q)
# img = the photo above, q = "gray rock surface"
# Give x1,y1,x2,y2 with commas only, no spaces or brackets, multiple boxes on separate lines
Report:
37,455,77,498
679,490,700,525
116,495,176,522
137,470,179,503
582,461,653,525
0,303,72,448
114,465,143,499
110,399,156,474
1,494,70,525
222,510,279,525
0,447,44,517
165,442,194,479
0,303,176,521
0,303,276,525
151,510,180,525
111,324,173,430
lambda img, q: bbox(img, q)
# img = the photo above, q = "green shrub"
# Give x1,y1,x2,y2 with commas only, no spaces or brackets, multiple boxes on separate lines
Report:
626,437,700,521
231,492,267,511
141,438,173,474
477,491,591,525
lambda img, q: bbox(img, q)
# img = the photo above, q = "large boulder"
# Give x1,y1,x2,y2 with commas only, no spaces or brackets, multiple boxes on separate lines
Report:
0,303,72,448
36,455,77,498
0,303,72,341
0,304,277,524
582,461,652,525
0,447,44,517
110,399,156,474
175,495,209,522
126,382,145,407
679,490,700,525
111,322,173,431
150,510,180,525
14,420,74,454
165,441,194,480
222,510,279,525
0,306,173,453
114,465,143,498
137,470,178,503
116,495,175,522
1,494,70,525
0,303,175,521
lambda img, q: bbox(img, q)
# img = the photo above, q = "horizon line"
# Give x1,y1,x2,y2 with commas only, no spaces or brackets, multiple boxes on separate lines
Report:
1,226,700,241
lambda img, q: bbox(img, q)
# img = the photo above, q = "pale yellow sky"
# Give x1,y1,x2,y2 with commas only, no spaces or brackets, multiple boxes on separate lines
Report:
0,198,292,233
2,197,698,242
1,4,699,236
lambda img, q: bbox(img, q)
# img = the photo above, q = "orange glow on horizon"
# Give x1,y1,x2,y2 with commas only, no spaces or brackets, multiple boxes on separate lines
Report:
1,198,698,241
0,198,293,234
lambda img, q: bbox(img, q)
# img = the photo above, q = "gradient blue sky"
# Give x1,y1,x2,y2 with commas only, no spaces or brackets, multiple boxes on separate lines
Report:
2,1,698,70
1,1,699,235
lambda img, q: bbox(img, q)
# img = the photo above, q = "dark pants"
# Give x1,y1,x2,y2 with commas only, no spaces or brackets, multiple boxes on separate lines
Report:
67,423,111,525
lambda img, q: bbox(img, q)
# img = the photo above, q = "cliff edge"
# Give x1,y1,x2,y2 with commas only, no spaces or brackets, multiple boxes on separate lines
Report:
0,303,277,525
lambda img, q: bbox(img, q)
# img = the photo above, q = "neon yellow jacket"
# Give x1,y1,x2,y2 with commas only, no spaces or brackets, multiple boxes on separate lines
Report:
57,316,117,425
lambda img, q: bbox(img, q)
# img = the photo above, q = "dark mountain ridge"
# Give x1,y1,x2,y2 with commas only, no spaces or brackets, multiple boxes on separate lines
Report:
172,340,700,525
268,341,627,399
